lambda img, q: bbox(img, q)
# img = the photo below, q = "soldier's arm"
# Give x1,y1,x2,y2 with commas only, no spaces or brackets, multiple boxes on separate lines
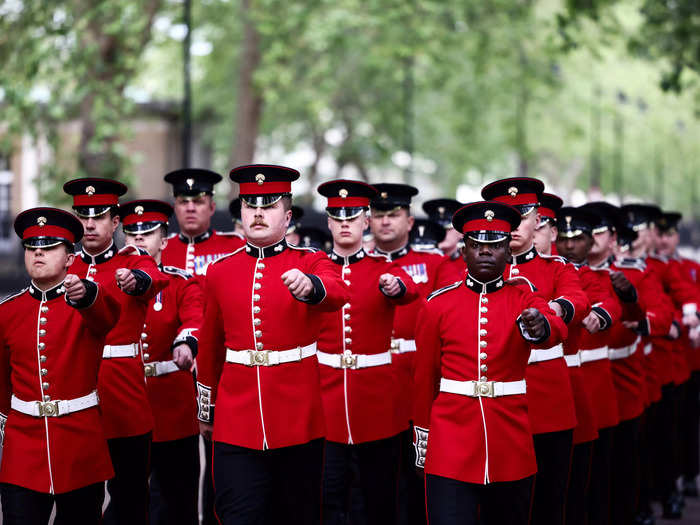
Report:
67,279,121,337
552,262,591,324
382,262,419,305
634,271,675,337
121,250,169,301
298,251,351,311
518,293,568,348
174,278,203,358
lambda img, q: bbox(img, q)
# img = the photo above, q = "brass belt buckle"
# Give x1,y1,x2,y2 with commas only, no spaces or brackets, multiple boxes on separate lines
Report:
38,400,59,417
341,353,357,369
144,363,156,377
474,381,495,397
249,350,269,366
390,340,400,354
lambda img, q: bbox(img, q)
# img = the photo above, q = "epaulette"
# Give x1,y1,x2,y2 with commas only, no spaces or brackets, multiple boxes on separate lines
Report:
615,257,646,271
427,281,461,302
506,275,537,292
539,253,566,264
648,253,668,263
217,230,244,239
288,244,318,253
412,246,444,256
366,251,391,262
167,232,178,239
119,244,149,256
162,266,193,280
0,288,28,306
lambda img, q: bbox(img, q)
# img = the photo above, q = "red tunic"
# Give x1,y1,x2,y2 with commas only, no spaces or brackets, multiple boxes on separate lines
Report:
143,266,203,442
317,249,418,444
0,280,119,493
69,243,168,439
371,244,444,427
434,252,466,288
414,275,567,484
505,246,590,434
197,239,350,450
161,229,245,277
676,256,700,372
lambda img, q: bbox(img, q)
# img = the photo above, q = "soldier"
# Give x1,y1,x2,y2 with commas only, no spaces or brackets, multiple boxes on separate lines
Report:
120,200,203,525
368,183,445,525
315,179,418,525
409,218,445,251
295,226,333,252
63,178,169,525
0,208,120,525
413,201,568,525
533,193,562,256
196,164,350,525
556,206,623,525
481,178,589,525
162,168,244,277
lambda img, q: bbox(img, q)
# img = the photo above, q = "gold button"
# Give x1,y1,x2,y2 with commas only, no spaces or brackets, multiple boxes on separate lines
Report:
343,268,351,274
143,343,149,349
255,330,262,338
253,294,260,301
43,395,51,402
480,353,487,360
141,333,147,340
38,343,45,350
481,297,488,304
480,341,487,348
344,326,352,333
480,318,487,324
257,262,265,269
253,306,261,314
254,318,261,326
512,268,520,275
40,317,47,324
40,355,47,363
344,303,351,309
39,329,46,336
345,338,352,344
254,283,262,290
480,329,487,336
480,364,488,372
255,273,263,279
256,342,264,350
41,368,48,376
41,306,49,313
480,307,488,313
344,314,351,321
144,353,150,360
344,280,351,285
480,376,487,382
42,382,49,390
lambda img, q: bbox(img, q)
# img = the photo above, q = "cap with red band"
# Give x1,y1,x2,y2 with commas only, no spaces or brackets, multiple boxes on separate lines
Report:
480,177,544,216
317,179,377,220
63,178,127,218
452,201,521,243
120,200,173,234
538,193,563,220
230,164,300,208
14,207,84,248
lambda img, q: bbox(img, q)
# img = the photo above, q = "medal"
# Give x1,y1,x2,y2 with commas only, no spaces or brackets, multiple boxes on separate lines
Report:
153,302,162,311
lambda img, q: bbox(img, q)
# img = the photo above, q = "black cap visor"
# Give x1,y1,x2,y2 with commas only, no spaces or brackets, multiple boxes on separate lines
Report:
241,193,288,208
73,205,113,219
123,221,165,235
465,231,510,244
326,207,366,221
23,237,72,250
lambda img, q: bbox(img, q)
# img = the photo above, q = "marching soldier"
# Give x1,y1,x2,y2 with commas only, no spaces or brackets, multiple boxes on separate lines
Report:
63,178,169,525
556,206,622,525
481,178,589,525
121,200,203,525
533,193,562,256
368,183,445,525
0,208,120,525
196,165,350,524
162,168,244,277
413,201,568,525
315,180,418,525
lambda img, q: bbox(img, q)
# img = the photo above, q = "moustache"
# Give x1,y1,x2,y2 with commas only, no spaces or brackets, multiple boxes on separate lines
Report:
250,221,269,227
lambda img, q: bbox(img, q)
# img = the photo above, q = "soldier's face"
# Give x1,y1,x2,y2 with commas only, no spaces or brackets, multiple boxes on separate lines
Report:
533,223,556,255
438,227,463,255
174,195,215,236
556,234,592,264
78,212,119,253
657,231,679,256
25,244,75,285
590,230,615,259
369,208,414,246
463,237,509,283
124,229,167,259
242,200,292,246
510,211,537,253
328,213,368,250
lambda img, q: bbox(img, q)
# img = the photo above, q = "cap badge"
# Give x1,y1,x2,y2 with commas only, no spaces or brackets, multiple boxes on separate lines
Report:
508,186,518,197
135,205,144,216
186,178,194,189
484,210,495,222
86,185,96,196
437,206,445,216
37,216,47,227
380,192,388,199
255,173,266,186
565,216,572,226
339,188,348,199
418,225,426,236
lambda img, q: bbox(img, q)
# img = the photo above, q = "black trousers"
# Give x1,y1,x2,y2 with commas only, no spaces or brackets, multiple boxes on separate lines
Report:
213,438,324,525
653,383,680,502
201,436,217,525
530,429,573,525
587,425,614,525
398,426,427,525
683,371,700,480
426,474,534,525
103,431,152,525
149,435,200,525
0,481,104,525
323,434,401,525
611,417,641,525
565,440,594,525
637,403,657,514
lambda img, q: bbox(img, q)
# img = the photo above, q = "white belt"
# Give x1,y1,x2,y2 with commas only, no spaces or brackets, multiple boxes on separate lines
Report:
644,343,653,356
144,360,180,377
225,342,317,367
565,347,609,367
528,344,564,364
390,338,416,354
565,353,582,367
609,337,641,361
102,343,139,359
439,377,526,398
11,391,99,417
317,350,392,369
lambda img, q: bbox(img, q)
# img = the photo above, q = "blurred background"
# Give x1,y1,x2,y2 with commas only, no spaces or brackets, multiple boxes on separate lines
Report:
0,0,699,292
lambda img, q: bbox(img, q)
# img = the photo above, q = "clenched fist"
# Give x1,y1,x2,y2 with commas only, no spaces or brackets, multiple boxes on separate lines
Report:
115,268,136,293
582,312,602,334
173,344,194,370
521,308,546,339
610,271,633,296
281,269,314,300
379,273,402,297
64,274,86,302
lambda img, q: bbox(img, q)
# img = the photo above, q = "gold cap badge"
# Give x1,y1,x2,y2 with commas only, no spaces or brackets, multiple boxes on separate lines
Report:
86,185,96,196
508,186,518,197
37,216,47,227
485,210,495,221
255,173,266,185
186,178,194,189
135,205,144,215
339,188,348,198
381,192,388,199
565,216,572,226
437,206,445,216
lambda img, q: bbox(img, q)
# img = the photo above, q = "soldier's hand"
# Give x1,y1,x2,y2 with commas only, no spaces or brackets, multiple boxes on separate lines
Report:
521,308,546,339
172,344,194,370
682,313,700,328
610,271,633,296
622,320,640,331
199,422,213,441
690,326,700,348
548,301,564,318
668,322,680,340
115,268,136,293
582,312,601,334
281,269,314,300
379,273,402,297
64,274,86,302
